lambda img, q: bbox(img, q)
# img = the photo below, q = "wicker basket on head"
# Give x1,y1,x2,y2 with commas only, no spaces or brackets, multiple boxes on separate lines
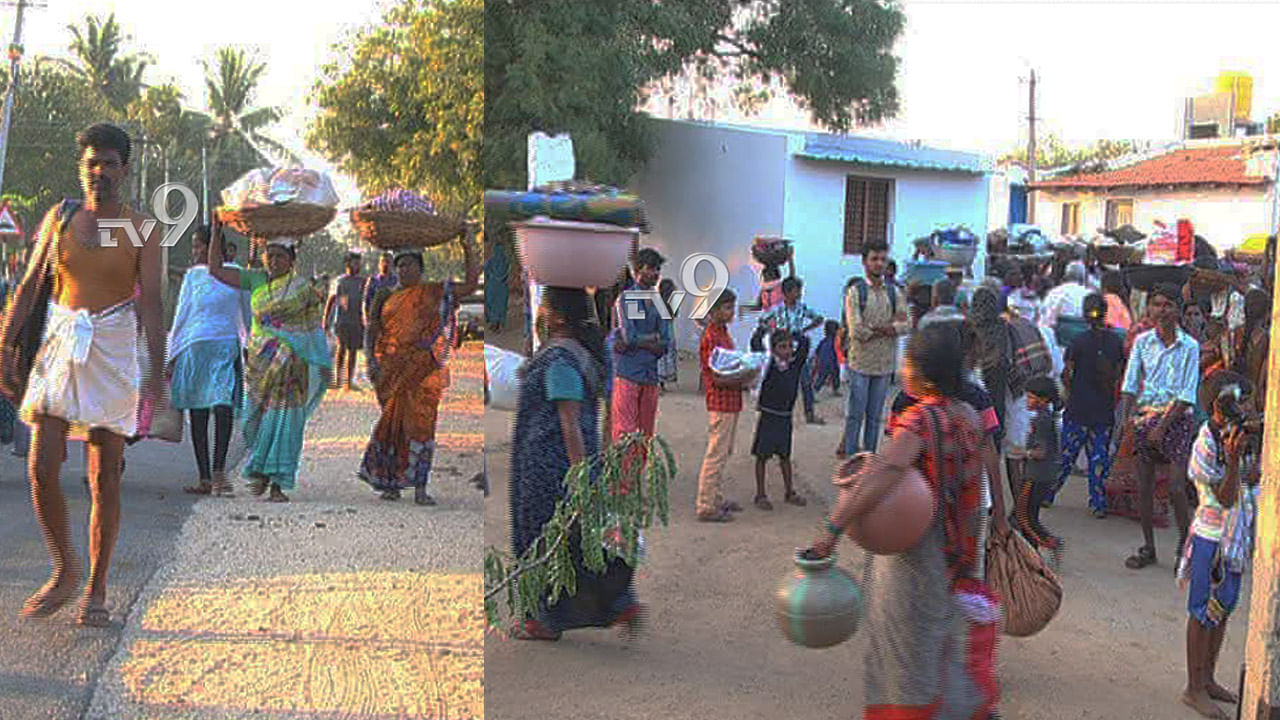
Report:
1191,267,1234,294
350,209,467,249
217,204,336,239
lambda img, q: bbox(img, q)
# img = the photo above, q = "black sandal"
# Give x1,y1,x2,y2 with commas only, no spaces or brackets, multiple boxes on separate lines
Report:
1125,546,1156,570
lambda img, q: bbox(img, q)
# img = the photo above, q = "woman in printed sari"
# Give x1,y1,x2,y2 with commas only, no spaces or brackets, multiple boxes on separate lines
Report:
359,243,478,506
510,287,644,641
207,231,331,502
813,322,993,719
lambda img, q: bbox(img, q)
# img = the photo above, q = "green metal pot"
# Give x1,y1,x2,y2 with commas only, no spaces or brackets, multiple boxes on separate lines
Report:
776,549,862,649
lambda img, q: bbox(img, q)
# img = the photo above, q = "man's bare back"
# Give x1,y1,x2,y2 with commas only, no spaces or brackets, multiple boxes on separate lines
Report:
51,206,148,313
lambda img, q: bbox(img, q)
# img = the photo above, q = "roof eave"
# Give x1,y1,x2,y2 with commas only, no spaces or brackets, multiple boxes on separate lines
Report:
795,150,988,175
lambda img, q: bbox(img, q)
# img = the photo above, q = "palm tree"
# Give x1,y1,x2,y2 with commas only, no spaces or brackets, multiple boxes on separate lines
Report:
57,13,150,113
202,47,298,167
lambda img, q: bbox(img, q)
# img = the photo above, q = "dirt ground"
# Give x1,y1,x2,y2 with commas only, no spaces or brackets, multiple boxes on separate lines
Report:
483,330,1248,720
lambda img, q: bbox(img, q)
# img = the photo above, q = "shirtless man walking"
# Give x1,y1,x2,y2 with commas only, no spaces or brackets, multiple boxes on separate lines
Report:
0,124,164,626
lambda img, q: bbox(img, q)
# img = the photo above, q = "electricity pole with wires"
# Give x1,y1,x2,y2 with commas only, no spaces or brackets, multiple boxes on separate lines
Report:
1026,68,1037,225
0,0,39,200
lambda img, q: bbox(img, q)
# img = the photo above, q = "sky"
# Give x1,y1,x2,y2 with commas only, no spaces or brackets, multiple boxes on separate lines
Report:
645,0,1280,157
0,0,394,207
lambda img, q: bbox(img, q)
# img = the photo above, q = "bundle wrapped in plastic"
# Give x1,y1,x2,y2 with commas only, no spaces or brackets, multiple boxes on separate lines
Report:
221,167,340,210
710,347,769,397
483,184,647,230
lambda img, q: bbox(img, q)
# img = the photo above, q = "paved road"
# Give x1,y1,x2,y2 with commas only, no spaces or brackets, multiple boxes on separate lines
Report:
0,422,201,720
1,341,484,720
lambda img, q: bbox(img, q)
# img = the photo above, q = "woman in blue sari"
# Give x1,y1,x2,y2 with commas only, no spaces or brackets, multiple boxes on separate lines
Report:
509,287,645,640
207,231,331,502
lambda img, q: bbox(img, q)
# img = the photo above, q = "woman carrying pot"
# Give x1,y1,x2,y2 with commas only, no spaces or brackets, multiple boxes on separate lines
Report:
509,287,645,641
207,229,331,502
359,242,478,505
811,321,991,719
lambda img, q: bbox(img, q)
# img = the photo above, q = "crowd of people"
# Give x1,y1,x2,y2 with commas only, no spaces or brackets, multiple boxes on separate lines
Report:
0,122,481,628
507,233,1275,719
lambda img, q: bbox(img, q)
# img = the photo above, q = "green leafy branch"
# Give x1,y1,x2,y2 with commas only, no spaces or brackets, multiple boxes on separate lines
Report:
484,432,676,628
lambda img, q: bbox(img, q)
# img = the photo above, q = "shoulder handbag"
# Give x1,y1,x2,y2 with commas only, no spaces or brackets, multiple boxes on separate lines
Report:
14,200,79,396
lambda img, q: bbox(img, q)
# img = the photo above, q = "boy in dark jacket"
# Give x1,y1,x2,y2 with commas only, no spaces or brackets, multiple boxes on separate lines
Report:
750,329,809,510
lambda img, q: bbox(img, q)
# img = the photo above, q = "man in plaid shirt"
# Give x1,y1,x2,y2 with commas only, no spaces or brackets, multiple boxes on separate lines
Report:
696,290,759,522
752,277,824,424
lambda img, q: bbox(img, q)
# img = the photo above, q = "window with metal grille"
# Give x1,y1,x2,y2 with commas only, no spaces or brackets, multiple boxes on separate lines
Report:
844,176,893,255
1105,198,1134,230
1060,202,1081,235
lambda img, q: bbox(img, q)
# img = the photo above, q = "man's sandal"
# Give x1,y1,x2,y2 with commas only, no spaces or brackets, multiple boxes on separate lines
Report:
755,495,774,511
248,476,270,496
183,479,213,495
784,491,807,507
74,598,110,627
267,485,290,503
1125,546,1156,570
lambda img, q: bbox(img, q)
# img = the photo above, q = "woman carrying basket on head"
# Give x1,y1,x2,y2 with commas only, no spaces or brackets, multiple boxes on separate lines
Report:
359,238,479,506
206,226,332,502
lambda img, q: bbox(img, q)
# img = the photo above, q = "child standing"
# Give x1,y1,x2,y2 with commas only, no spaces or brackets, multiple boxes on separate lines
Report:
695,290,756,523
1178,381,1256,719
658,278,678,392
811,319,841,396
751,329,809,510
1018,375,1064,568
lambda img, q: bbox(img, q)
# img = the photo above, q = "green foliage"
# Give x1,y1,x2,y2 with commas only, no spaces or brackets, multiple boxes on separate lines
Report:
56,13,150,113
1000,135,1150,175
0,61,115,215
484,433,675,628
308,0,482,217
484,0,906,189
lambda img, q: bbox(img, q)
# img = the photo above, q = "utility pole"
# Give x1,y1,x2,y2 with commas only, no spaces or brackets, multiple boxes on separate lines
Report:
1027,68,1037,225
0,0,30,199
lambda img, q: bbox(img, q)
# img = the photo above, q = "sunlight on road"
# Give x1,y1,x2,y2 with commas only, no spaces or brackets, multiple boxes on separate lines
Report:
118,571,483,719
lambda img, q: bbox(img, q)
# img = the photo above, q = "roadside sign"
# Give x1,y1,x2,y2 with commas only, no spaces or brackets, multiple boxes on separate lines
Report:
0,202,22,238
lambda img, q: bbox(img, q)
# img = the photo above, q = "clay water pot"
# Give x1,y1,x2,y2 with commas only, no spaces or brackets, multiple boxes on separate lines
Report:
837,453,937,555
775,549,862,649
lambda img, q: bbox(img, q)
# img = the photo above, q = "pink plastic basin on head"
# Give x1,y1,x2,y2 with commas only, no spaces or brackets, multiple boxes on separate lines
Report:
514,217,637,288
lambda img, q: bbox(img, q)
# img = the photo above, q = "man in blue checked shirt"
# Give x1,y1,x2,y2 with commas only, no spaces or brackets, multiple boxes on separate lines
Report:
611,248,670,445
1115,282,1199,572
750,276,825,425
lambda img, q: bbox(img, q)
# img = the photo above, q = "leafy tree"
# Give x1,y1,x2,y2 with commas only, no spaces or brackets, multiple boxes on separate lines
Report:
55,13,150,113
484,0,906,190
0,61,114,218
308,0,482,217
1000,135,1150,175
201,47,296,167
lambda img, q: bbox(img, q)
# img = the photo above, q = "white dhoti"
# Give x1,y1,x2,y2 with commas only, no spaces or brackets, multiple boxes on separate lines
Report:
20,299,140,438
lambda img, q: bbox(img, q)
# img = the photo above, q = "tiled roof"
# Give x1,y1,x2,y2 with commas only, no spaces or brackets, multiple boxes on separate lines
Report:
1030,145,1271,190
798,134,990,174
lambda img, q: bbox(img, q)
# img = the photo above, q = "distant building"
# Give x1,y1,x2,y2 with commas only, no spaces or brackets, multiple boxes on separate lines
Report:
631,118,995,350
1028,137,1280,251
